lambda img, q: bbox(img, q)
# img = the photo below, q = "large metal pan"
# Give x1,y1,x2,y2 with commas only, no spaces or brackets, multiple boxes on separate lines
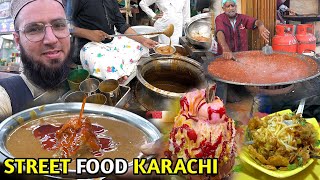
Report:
203,50,320,87
184,13,212,49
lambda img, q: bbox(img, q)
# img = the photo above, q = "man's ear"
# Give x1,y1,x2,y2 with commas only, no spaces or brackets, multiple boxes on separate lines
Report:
13,32,20,50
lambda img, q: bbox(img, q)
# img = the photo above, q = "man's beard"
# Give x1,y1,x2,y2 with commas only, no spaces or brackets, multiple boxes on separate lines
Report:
20,45,73,90
226,11,236,18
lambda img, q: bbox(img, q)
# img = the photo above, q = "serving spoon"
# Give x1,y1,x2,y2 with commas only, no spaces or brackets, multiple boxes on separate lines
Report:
109,24,174,38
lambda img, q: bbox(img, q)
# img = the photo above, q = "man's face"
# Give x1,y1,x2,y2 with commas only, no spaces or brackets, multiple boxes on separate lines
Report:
222,2,237,18
13,0,71,89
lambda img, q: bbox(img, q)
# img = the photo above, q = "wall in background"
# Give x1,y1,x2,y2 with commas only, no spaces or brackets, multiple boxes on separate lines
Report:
290,0,318,14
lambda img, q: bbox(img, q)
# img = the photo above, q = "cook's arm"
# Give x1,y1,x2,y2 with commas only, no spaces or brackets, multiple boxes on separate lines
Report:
70,0,107,42
124,27,158,48
216,31,233,60
183,0,191,26
139,0,157,19
255,20,270,43
72,27,108,42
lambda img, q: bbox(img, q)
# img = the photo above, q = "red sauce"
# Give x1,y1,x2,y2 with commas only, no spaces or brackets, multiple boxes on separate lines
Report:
208,51,318,84
194,132,223,158
185,149,191,159
32,123,115,157
170,124,198,154
218,141,228,161
208,107,226,120
197,101,206,112
180,96,189,111
182,114,198,122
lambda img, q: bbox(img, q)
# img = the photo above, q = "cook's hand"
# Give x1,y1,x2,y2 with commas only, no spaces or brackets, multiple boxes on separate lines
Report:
88,30,109,42
140,38,158,49
258,25,270,43
140,138,163,155
222,51,233,60
118,76,128,84
154,12,163,20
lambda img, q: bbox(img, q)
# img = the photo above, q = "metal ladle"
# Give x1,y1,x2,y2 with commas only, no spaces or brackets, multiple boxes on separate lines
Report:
109,24,174,38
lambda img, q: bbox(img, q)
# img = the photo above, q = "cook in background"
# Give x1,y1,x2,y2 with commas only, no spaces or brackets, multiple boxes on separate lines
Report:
214,0,270,102
215,0,270,60
71,0,158,81
0,0,72,121
276,0,297,24
139,0,191,44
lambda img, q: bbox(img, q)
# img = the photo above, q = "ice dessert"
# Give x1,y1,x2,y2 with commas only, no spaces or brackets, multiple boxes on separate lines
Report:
167,89,236,179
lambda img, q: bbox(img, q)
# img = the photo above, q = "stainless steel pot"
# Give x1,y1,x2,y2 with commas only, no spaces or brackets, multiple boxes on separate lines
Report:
184,13,212,49
136,56,206,111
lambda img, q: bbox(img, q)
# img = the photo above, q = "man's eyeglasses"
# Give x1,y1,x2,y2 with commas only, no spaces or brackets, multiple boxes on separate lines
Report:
16,19,70,42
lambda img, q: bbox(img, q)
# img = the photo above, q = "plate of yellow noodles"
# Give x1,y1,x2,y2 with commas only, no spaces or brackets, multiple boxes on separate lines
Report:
240,109,320,178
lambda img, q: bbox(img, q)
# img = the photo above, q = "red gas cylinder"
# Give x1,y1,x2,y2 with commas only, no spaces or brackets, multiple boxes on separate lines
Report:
272,24,297,53
296,24,317,54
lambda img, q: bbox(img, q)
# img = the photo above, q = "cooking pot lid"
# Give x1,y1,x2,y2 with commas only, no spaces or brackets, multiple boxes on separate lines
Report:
203,51,320,86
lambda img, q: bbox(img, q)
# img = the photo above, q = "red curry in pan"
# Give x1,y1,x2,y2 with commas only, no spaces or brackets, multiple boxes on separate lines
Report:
207,51,319,85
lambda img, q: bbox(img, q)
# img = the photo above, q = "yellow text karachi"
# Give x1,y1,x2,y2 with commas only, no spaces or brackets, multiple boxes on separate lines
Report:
133,158,218,175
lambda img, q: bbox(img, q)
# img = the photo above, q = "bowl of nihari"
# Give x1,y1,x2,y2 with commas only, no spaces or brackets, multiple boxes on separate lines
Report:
0,103,161,178
154,44,176,56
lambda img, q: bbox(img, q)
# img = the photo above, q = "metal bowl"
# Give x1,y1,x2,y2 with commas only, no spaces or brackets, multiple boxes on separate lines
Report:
153,44,176,56
184,13,212,49
173,45,188,56
0,103,161,178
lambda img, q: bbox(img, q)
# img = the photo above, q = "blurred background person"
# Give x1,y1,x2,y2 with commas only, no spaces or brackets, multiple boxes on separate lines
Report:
276,0,297,24
71,0,157,82
139,0,191,44
216,0,270,60
215,0,269,102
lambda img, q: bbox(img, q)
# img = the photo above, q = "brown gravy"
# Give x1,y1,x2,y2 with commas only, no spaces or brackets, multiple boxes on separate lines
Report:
192,35,210,42
6,113,148,169
155,45,175,55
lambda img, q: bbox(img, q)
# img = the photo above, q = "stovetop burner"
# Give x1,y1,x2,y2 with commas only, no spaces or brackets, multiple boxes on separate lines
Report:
179,36,208,62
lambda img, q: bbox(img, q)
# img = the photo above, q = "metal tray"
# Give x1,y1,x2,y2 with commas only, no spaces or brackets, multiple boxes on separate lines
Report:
115,85,131,108
0,103,161,178
120,70,136,86
59,85,131,108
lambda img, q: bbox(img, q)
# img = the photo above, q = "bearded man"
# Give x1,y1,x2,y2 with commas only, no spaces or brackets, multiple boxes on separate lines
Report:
0,0,72,120
215,0,270,59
